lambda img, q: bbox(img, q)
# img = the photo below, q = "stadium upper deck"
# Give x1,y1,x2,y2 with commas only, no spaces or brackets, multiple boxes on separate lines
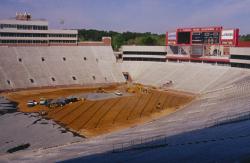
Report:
0,13,122,91
0,12,78,45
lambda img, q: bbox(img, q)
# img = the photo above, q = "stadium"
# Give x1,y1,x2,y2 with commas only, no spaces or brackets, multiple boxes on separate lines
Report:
1,13,250,162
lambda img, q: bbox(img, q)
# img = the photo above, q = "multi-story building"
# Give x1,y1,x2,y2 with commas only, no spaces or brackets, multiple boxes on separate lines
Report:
121,45,167,62
0,12,78,45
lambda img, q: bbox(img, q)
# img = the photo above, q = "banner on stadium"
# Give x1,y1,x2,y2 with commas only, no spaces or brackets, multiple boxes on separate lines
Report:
168,32,176,40
221,30,234,40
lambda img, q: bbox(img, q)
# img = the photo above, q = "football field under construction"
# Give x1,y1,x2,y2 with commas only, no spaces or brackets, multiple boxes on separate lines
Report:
3,84,194,137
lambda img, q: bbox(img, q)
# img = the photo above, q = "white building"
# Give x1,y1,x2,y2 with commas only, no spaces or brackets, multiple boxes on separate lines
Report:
0,12,78,45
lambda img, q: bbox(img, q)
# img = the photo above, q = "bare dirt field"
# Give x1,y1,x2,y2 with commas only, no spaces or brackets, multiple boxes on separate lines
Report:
2,85,195,137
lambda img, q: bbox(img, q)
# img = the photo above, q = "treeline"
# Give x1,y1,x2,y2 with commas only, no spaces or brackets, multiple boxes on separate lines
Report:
78,29,165,51
240,34,250,41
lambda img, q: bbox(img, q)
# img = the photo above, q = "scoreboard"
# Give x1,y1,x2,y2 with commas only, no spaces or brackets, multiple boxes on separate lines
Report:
166,26,239,46
176,27,222,45
192,32,220,44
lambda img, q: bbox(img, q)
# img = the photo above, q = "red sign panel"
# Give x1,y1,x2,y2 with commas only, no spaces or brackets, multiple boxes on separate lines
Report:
177,26,222,32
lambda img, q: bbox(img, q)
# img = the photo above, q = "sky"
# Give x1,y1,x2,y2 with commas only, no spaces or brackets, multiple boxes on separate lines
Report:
0,0,250,34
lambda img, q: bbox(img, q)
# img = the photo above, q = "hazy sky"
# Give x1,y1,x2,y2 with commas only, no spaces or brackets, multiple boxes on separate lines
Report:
0,0,250,34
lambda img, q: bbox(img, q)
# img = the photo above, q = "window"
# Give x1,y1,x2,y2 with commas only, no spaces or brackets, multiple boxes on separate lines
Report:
72,76,77,80
41,57,45,61
92,75,96,80
123,51,167,56
7,80,11,85
230,55,250,60
118,54,122,59
18,58,22,62
104,77,107,81
96,58,99,62
84,57,87,61
231,62,250,69
63,57,66,61
51,77,56,82
30,79,34,83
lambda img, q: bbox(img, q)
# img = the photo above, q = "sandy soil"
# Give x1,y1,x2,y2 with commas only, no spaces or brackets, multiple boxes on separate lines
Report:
2,85,118,113
2,85,195,138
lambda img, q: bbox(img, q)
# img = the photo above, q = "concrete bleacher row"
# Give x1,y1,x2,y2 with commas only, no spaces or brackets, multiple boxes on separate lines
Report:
0,112,83,153
120,61,250,93
0,46,125,91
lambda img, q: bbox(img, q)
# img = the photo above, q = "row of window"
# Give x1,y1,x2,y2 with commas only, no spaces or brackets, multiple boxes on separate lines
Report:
123,51,167,56
49,34,77,38
230,54,250,60
0,33,47,37
49,40,77,43
6,75,101,85
123,57,166,62
231,63,250,69
0,33,77,38
0,40,77,44
0,40,48,43
0,24,48,30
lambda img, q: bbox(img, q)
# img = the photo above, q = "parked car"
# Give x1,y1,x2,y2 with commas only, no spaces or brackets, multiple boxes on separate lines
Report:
27,100,37,107
66,96,79,103
48,98,67,108
114,91,123,96
33,100,38,105
39,98,46,105
44,99,53,107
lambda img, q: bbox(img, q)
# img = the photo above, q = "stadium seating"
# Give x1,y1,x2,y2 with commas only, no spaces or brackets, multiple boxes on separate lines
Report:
2,46,250,162
120,61,250,93
0,46,125,91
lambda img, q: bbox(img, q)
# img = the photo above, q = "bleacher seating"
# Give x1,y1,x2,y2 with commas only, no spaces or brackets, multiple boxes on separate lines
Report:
120,61,250,93
1,54,250,162
0,46,125,91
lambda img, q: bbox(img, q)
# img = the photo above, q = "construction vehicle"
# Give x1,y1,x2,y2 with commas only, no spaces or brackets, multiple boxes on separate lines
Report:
96,87,107,93
126,83,148,93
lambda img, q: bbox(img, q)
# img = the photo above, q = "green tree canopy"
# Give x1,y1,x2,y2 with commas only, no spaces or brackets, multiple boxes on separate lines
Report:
240,34,250,41
112,34,125,50
78,29,166,51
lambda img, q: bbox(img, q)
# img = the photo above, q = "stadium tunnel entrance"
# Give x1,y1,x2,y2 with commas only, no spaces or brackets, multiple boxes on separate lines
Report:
122,72,132,82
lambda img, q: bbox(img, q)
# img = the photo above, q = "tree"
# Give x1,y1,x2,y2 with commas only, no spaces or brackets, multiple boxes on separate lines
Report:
140,36,157,45
112,34,125,51
240,34,250,41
